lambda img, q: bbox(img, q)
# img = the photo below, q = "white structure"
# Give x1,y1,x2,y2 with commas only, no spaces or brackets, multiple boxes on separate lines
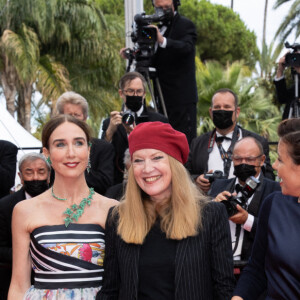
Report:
124,0,144,49
0,103,42,186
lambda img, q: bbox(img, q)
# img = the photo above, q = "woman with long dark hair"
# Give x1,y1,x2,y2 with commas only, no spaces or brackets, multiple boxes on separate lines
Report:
8,115,118,299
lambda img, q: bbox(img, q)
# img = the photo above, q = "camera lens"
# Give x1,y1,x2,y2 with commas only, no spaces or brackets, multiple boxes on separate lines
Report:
221,200,237,217
122,112,135,126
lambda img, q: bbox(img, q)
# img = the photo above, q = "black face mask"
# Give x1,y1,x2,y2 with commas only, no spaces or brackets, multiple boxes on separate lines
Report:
125,95,143,112
233,164,257,182
212,110,234,129
155,7,174,24
23,180,49,197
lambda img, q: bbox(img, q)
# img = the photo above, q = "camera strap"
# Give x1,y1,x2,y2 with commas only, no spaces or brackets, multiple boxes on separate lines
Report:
232,224,241,256
208,126,240,178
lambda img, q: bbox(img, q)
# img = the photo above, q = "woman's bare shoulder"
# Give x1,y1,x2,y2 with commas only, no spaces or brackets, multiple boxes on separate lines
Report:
93,193,119,209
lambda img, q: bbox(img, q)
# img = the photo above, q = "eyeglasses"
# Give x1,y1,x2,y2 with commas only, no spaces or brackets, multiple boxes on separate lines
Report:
232,155,263,164
123,89,144,96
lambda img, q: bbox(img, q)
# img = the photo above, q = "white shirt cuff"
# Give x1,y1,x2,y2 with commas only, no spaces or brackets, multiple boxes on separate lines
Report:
274,75,284,81
159,37,167,48
243,213,254,232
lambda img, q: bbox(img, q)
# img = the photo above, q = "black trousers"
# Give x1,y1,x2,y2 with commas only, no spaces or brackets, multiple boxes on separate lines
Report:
164,103,197,145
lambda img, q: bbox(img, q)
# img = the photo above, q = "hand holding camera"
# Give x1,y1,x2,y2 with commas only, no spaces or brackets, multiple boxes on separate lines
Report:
220,176,260,218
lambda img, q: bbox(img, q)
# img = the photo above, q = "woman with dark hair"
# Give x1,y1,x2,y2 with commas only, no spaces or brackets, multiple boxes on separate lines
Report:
97,121,235,300
232,118,300,300
8,115,118,299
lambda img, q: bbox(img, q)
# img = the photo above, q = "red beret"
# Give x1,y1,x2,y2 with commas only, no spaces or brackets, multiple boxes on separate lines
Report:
128,122,189,164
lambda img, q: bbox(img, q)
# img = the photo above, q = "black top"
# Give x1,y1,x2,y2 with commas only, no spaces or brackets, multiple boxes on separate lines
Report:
138,220,177,300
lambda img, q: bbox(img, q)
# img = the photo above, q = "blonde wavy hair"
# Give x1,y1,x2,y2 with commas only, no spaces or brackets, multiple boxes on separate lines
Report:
114,155,208,244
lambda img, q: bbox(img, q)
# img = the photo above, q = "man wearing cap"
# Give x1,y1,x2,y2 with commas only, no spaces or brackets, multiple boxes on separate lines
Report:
185,88,274,193
101,72,168,184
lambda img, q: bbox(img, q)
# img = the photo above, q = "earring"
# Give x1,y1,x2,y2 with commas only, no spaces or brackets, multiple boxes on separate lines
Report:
46,157,52,165
87,157,91,173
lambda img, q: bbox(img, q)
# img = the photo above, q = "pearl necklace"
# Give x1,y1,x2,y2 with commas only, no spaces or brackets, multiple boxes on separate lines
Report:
52,186,95,227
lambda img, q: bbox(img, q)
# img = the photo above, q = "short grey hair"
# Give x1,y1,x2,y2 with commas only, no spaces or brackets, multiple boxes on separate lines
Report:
19,152,51,173
56,91,89,120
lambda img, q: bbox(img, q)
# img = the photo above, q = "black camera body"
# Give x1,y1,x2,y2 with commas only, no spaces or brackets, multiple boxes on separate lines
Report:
127,10,171,64
285,42,300,67
204,170,226,183
121,110,135,126
221,176,260,217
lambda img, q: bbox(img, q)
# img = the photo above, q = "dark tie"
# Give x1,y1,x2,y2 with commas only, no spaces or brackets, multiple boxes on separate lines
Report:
216,136,231,143
235,184,243,193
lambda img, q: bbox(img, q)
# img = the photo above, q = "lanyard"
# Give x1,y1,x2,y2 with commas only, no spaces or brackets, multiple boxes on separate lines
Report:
207,126,240,178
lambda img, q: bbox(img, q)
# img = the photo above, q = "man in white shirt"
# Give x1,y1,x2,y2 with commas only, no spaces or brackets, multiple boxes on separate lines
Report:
210,137,280,262
185,88,274,193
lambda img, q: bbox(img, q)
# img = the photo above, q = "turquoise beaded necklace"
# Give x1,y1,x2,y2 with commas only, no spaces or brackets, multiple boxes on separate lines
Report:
51,186,95,227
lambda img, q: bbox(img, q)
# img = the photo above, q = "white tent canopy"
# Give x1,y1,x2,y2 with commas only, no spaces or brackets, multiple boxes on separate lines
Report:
0,103,42,187
0,104,41,150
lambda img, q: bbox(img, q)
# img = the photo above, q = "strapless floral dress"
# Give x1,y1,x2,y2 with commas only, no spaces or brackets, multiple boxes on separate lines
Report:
24,223,105,300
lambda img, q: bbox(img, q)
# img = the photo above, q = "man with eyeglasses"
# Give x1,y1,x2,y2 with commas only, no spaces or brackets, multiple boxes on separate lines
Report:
101,72,168,184
185,88,274,193
120,0,198,145
209,137,280,288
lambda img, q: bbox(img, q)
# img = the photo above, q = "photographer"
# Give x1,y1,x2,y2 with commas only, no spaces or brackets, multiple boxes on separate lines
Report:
274,43,300,119
101,72,168,184
121,0,198,145
185,88,274,193
209,137,280,264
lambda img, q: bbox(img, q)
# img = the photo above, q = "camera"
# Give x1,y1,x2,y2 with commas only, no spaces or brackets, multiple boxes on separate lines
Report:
204,170,226,183
125,9,172,66
121,110,135,126
285,41,300,67
221,176,260,217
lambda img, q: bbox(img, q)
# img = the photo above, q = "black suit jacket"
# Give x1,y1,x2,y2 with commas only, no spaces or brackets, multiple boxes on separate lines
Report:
274,77,298,119
152,13,198,107
0,140,18,199
185,126,275,181
101,107,168,184
208,176,281,260
0,188,26,264
0,188,26,294
85,138,115,195
97,202,235,300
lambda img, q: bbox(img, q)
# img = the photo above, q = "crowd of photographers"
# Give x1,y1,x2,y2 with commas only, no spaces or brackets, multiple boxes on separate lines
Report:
1,0,300,298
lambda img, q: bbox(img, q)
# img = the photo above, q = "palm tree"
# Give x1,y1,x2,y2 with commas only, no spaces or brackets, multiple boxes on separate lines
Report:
262,0,268,53
0,0,123,132
0,24,70,130
274,0,300,43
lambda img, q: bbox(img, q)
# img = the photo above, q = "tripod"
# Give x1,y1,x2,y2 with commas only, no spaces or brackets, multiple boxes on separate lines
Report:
289,72,300,118
136,64,168,118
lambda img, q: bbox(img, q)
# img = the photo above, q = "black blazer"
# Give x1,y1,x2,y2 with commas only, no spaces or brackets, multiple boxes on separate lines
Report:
0,188,26,264
0,140,18,199
85,138,115,195
185,126,275,181
101,107,168,184
152,13,198,107
97,202,235,300
274,77,298,120
208,176,281,260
